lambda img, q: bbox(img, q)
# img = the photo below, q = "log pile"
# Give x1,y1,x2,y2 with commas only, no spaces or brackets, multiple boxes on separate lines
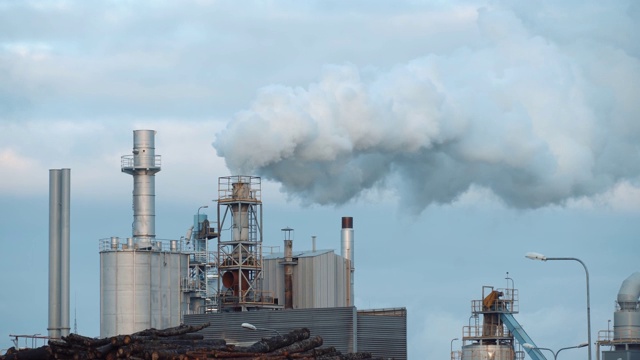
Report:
0,323,382,360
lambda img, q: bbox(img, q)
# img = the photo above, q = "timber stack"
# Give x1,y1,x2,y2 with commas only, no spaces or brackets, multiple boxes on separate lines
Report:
0,323,381,360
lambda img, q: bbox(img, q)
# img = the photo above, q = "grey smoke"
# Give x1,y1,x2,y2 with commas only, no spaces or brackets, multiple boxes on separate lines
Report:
214,1,640,210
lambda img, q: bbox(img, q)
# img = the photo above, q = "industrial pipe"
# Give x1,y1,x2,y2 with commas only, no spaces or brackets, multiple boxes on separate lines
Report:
341,217,354,306
617,272,640,310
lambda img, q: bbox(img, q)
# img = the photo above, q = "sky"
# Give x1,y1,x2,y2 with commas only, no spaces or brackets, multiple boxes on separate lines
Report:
0,0,639,358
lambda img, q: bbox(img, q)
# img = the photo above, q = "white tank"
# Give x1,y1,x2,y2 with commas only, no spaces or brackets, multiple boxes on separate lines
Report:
462,344,515,360
100,242,188,337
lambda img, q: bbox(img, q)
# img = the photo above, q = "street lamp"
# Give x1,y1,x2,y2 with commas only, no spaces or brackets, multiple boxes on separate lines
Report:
450,338,459,360
241,322,281,337
525,252,592,360
523,342,588,360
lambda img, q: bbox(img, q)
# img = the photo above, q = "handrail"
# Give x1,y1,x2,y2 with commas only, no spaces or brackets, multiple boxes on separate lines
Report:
9,334,50,349
120,155,161,168
99,237,186,252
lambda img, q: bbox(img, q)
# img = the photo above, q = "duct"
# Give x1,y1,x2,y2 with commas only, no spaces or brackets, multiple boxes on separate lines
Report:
617,272,640,310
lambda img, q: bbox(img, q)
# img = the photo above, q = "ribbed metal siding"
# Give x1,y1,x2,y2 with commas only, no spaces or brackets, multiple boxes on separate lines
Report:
100,251,188,337
184,307,356,353
357,309,407,360
263,251,348,309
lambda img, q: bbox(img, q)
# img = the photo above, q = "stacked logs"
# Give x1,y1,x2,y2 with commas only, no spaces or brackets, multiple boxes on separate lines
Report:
1,323,381,360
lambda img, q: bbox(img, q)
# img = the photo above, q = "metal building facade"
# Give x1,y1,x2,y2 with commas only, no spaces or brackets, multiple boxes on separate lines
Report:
262,250,349,309
184,306,407,359
185,307,356,352
357,308,408,359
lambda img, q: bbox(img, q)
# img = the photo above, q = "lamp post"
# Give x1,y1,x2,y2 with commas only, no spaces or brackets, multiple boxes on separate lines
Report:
241,322,281,337
523,342,588,360
450,338,459,360
525,252,592,360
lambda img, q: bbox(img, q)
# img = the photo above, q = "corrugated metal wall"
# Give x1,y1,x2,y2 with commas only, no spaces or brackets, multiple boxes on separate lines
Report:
263,250,349,309
357,308,407,360
184,307,357,353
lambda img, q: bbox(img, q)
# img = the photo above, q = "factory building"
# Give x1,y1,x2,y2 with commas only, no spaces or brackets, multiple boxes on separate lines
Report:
262,249,350,309
184,307,407,359
186,213,407,359
35,128,639,360
96,129,408,359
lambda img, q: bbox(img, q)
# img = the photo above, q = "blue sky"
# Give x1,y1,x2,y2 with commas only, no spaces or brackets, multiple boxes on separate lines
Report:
1,0,639,358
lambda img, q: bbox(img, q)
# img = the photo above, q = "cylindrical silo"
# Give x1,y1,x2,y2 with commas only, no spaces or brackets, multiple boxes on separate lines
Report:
100,239,188,337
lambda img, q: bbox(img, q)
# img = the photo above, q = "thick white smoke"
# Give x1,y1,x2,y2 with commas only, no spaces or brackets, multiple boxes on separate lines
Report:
214,1,640,210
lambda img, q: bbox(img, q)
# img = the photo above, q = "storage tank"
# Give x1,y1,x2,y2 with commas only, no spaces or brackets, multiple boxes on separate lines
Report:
99,130,189,337
461,344,515,360
100,239,187,336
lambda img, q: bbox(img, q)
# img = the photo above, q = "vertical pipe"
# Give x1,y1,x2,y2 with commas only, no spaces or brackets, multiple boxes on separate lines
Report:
122,130,161,248
311,236,316,252
60,168,70,337
341,217,354,306
284,239,293,309
48,169,61,339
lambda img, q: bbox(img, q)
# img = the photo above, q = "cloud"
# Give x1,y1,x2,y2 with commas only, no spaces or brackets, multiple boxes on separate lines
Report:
214,1,640,211
0,120,227,203
0,148,43,195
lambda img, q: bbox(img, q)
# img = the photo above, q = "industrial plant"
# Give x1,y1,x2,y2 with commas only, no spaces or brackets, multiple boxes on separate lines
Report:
94,130,407,358
449,273,640,360
6,129,640,360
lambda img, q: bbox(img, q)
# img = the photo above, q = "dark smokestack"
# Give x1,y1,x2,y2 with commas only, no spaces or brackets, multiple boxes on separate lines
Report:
284,239,293,309
281,227,295,309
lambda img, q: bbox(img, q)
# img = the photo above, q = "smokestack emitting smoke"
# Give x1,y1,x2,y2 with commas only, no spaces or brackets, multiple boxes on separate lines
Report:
213,4,640,210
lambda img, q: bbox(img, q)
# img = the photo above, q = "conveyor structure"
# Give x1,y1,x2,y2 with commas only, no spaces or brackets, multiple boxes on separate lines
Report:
452,283,546,360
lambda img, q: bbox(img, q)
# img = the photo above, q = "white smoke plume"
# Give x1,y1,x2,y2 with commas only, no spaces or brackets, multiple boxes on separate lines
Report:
214,1,640,210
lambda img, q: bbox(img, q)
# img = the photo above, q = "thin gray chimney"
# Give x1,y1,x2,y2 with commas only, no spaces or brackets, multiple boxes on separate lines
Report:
48,168,70,339
341,217,354,306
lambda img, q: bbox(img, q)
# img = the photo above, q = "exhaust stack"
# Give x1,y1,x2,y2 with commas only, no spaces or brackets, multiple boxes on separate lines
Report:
48,168,70,339
281,227,296,309
341,217,354,306
121,130,161,248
